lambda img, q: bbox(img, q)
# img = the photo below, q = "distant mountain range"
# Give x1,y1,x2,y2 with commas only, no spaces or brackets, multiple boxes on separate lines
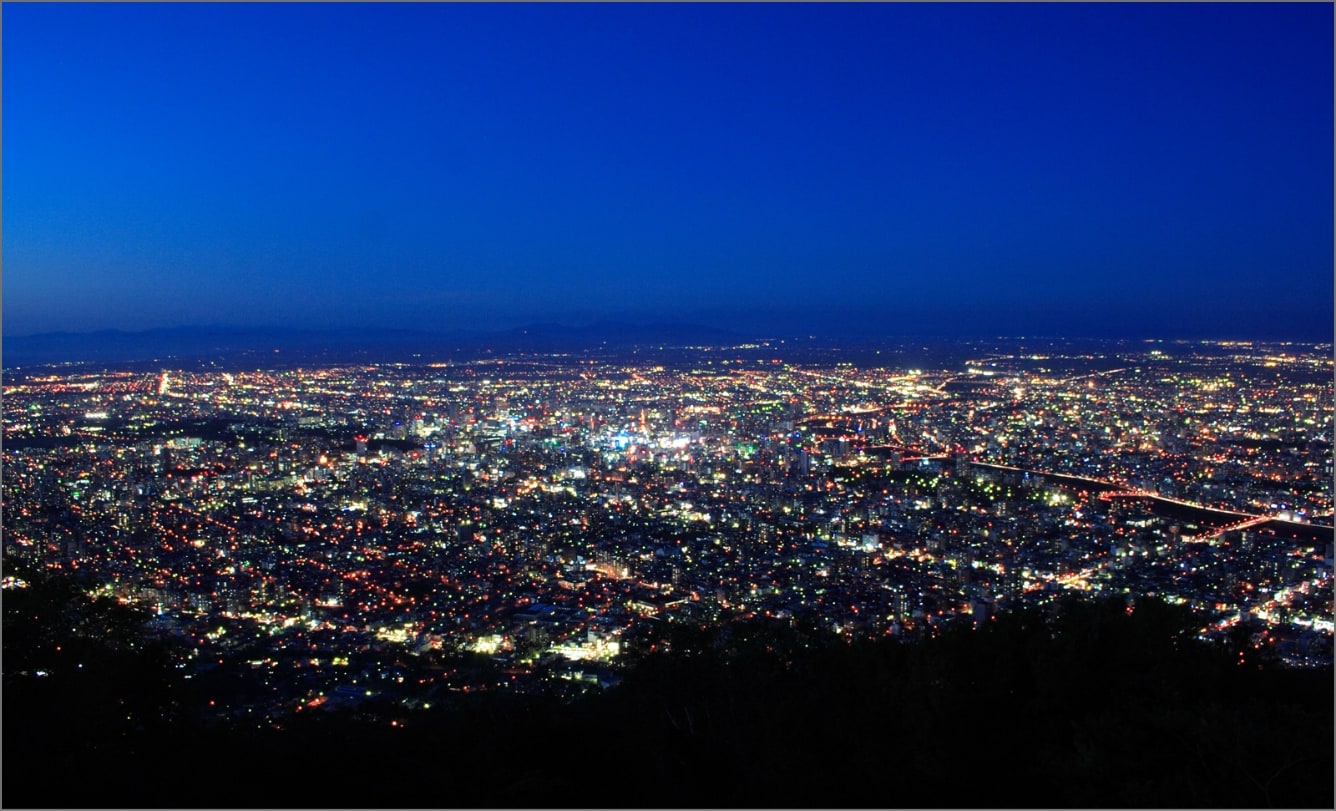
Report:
1,322,749,368
10,320,1324,371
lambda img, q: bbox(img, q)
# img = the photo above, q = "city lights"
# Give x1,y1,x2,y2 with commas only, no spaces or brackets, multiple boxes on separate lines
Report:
2,337,1331,723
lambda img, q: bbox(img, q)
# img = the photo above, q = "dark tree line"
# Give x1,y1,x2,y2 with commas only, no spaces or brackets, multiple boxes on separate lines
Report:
4,564,1331,808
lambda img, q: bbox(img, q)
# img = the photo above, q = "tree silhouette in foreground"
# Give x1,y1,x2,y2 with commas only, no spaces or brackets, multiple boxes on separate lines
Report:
4,572,1331,808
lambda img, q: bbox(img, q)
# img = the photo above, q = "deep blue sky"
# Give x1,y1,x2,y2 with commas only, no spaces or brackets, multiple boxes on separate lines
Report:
4,2,1332,341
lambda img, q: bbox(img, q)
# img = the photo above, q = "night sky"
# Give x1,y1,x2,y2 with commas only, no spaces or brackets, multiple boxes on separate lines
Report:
4,2,1332,341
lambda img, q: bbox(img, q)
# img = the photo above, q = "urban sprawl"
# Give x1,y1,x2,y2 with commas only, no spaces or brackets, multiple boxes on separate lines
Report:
4,338,1332,725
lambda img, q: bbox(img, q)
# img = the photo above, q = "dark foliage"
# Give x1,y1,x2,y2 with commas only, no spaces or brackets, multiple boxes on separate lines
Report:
3,574,1331,808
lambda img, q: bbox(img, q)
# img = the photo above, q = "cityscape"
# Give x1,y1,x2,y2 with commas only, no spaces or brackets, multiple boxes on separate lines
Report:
3,334,1333,805
4,2,1332,808
5,335,1334,679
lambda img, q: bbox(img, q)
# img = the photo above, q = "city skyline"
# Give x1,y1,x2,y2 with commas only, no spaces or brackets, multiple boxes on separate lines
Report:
4,2,1333,342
